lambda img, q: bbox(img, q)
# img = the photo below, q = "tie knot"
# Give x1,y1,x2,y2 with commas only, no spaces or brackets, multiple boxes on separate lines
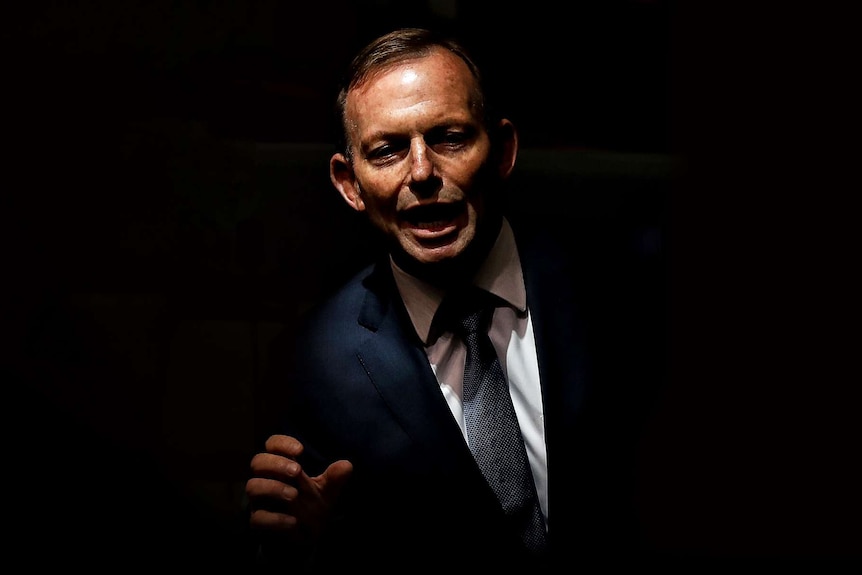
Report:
456,305,492,337
437,287,498,338
428,288,498,343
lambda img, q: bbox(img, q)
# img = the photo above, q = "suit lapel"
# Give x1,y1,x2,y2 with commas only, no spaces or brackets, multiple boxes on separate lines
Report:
351,238,596,501
354,262,473,462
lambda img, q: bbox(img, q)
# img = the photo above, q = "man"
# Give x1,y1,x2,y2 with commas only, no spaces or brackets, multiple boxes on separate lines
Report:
246,27,665,571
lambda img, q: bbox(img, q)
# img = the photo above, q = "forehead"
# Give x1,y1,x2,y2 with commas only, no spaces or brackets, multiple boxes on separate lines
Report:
345,49,480,134
353,47,475,95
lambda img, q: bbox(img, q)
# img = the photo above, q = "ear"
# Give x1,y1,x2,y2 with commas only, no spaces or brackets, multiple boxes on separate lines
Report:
330,153,365,212
495,118,519,180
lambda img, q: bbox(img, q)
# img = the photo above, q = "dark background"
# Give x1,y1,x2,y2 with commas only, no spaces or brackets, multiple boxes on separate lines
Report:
3,0,858,570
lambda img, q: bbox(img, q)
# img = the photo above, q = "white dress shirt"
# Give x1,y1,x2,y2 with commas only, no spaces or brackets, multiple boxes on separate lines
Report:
390,218,549,524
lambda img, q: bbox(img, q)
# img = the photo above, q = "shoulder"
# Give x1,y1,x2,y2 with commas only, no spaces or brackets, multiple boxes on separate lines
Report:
288,262,377,348
512,215,665,292
271,257,399,355
263,260,385,410
512,215,667,349
304,264,375,326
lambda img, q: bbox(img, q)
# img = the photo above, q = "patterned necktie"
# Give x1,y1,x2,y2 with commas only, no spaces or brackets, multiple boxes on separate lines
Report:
455,295,547,552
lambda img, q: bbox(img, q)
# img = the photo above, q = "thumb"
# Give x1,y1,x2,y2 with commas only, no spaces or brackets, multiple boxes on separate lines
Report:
320,459,354,501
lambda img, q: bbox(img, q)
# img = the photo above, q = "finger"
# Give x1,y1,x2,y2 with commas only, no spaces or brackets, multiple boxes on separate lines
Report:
320,459,354,501
286,461,320,498
248,508,298,531
245,477,299,503
250,452,321,500
249,452,302,481
264,434,304,458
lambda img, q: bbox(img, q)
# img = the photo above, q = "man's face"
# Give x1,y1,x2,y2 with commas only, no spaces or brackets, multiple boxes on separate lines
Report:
331,48,513,271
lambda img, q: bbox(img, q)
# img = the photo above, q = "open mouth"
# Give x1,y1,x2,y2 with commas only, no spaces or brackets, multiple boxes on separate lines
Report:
402,201,463,229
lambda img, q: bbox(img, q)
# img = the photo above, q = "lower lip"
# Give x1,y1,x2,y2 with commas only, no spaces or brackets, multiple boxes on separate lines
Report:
408,221,458,239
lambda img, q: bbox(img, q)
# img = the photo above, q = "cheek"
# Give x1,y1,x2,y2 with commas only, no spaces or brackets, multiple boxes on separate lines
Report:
355,174,403,207
445,151,491,185
354,189,399,224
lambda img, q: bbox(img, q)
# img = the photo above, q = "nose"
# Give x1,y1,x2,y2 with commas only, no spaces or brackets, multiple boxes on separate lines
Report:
408,138,440,196
409,138,434,182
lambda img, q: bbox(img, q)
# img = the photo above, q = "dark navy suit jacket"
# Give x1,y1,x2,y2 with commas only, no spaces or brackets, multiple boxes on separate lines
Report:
259,218,667,572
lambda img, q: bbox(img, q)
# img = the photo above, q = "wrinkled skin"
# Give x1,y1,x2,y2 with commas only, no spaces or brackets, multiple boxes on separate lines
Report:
330,46,518,286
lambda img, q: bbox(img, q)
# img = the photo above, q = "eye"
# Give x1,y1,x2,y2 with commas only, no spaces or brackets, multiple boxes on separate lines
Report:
366,138,409,165
426,127,474,152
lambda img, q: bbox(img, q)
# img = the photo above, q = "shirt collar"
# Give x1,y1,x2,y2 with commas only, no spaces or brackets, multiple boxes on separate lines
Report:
391,218,527,345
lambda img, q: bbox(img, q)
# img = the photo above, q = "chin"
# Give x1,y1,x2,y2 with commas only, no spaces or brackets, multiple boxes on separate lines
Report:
410,241,468,264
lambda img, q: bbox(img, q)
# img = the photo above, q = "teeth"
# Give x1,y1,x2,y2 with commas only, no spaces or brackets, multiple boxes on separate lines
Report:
404,202,461,229
415,220,448,229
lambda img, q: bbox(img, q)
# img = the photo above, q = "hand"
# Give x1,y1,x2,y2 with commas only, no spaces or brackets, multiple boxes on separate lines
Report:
246,434,354,546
